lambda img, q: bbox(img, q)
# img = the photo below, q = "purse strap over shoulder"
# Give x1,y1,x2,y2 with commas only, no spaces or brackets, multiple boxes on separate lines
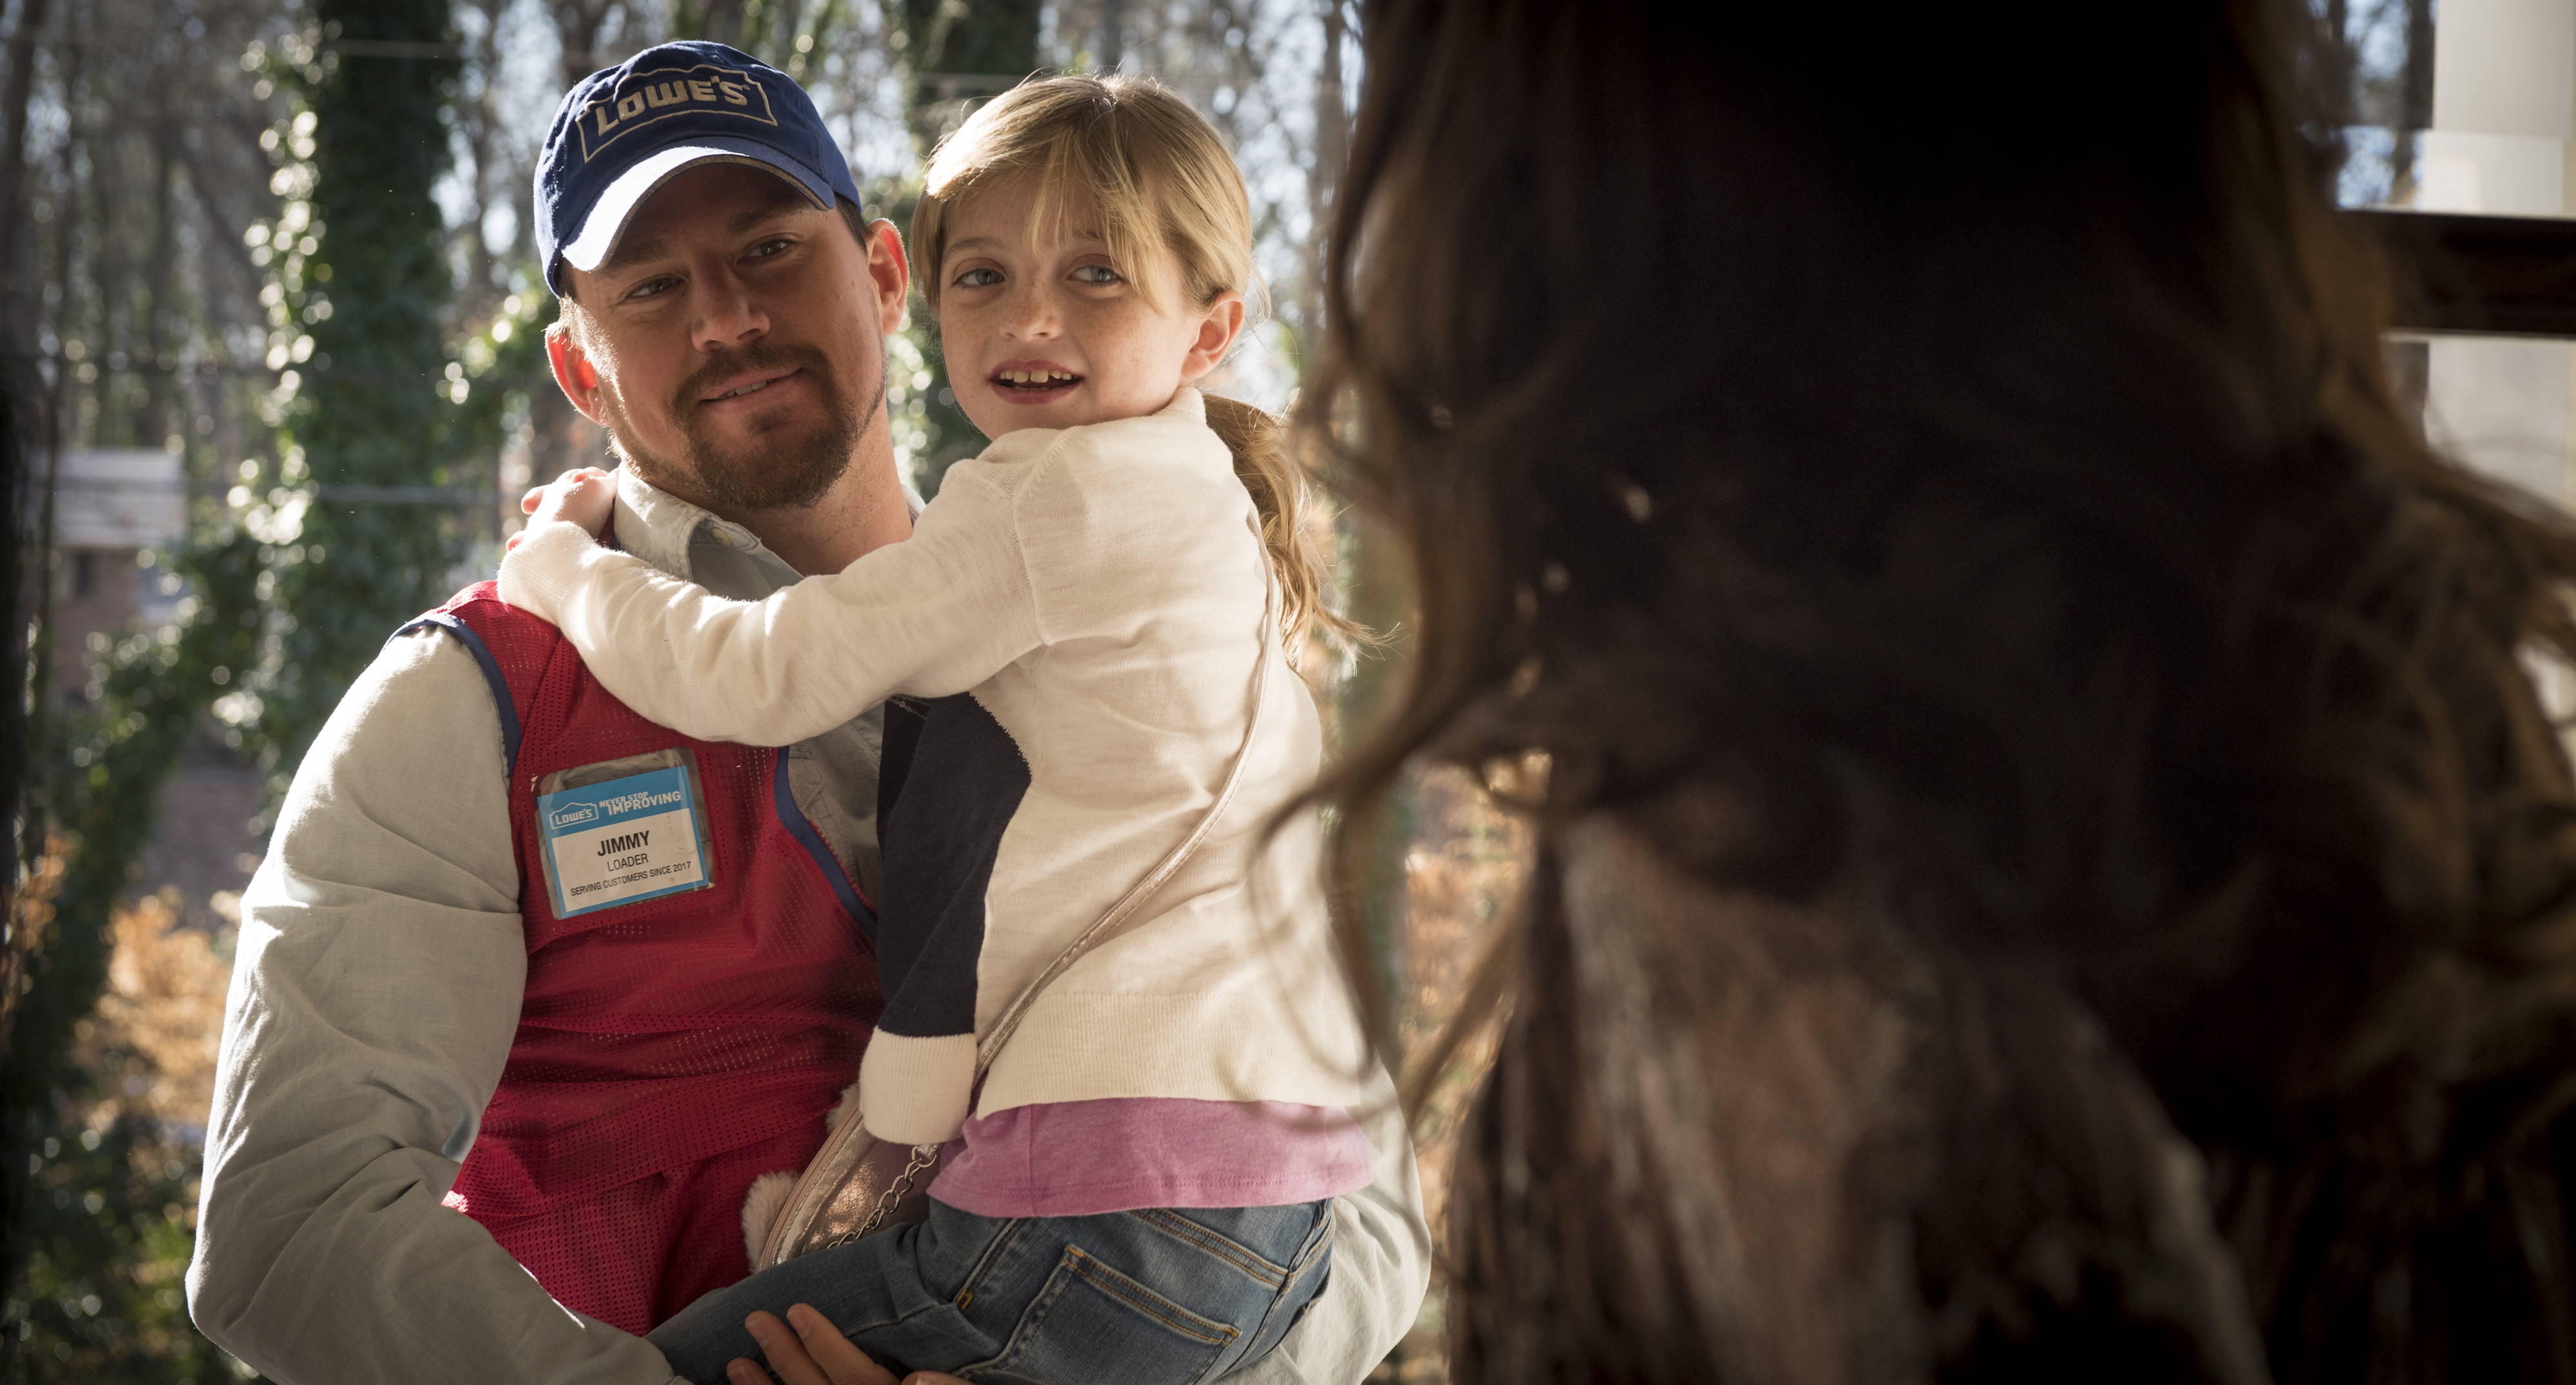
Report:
974,527,1281,1075
755,519,1287,1272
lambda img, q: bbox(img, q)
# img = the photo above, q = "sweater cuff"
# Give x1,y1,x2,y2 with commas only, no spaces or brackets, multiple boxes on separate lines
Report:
496,521,598,624
857,1031,978,1145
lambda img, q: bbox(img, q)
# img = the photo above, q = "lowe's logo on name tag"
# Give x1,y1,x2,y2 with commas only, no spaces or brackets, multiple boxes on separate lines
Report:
536,765,710,917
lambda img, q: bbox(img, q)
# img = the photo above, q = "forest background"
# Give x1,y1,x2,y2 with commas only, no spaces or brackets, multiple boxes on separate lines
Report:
0,0,1528,1379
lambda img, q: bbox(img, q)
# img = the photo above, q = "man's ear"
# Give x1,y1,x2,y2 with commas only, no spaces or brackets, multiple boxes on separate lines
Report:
545,321,607,424
1179,291,1247,383
865,220,911,337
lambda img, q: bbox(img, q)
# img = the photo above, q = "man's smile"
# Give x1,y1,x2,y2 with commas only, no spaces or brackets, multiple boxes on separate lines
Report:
634,333,861,513
698,367,802,406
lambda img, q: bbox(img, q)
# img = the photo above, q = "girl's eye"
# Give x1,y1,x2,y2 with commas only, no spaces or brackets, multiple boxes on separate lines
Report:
953,267,1003,289
1072,263,1123,286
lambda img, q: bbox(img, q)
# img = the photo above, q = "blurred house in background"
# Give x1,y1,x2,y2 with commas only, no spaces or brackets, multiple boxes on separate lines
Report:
47,448,262,931
46,448,185,705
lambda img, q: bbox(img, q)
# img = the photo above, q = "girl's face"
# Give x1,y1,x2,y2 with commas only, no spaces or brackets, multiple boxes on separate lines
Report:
936,171,1244,441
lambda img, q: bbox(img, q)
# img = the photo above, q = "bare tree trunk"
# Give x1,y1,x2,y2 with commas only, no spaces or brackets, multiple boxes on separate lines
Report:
2391,0,2435,203
529,0,627,494
8,3,77,886
555,0,629,94
0,0,53,333
85,85,129,448
22,102,73,875
902,0,1042,122
675,0,750,50
524,0,611,510
2399,0,2436,128
1298,0,1347,349
775,0,811,70
141,122,183,450
0,0,55,793
1,375,21,900
453,0,509,325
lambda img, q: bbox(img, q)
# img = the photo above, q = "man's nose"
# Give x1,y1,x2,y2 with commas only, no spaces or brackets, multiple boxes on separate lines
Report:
692,265,769,350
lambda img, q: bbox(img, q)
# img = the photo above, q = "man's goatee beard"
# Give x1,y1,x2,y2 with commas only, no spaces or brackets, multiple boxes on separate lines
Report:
674,341,868,511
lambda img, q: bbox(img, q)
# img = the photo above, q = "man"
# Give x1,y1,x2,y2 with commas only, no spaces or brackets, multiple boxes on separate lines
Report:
187,42,1428,1384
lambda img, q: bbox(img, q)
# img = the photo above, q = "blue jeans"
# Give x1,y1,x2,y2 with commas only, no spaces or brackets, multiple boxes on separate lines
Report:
648,1199,1334,1385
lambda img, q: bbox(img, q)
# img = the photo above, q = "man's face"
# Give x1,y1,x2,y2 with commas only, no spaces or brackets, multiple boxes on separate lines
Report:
549,162,909,516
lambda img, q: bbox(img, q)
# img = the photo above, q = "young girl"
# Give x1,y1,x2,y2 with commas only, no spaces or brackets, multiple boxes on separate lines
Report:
498,76,1375,1385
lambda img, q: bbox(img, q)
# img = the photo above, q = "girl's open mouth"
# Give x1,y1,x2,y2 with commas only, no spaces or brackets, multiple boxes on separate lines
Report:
994,368,1083,391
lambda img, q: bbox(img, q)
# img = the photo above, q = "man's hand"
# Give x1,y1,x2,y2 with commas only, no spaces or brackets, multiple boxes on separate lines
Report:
728,1306,969,1385
506,466,616,551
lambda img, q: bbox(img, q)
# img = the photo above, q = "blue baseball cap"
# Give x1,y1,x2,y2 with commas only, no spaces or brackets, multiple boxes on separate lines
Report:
535,41,864,298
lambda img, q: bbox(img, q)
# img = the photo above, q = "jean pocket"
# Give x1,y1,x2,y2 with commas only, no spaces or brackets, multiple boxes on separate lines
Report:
968,1245,1239,1385
1125,1206,1308,1291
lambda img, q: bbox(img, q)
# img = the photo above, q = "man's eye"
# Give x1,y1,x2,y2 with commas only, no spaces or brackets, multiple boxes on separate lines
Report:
1071,264,1122,285
953,267,1003,289
623,276,679,301
745,238,793,261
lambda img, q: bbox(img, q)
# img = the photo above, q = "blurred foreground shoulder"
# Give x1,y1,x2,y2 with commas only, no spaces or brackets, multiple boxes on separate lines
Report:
1444,816,2269,1385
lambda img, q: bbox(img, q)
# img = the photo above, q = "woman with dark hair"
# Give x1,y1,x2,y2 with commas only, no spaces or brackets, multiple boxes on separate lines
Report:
1305,1,2576,1380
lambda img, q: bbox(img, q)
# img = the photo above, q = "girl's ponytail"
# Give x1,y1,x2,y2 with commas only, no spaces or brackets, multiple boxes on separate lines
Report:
1204,393,1363,666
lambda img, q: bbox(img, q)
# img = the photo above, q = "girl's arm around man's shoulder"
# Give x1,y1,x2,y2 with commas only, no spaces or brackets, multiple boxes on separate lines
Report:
497,468,1046,747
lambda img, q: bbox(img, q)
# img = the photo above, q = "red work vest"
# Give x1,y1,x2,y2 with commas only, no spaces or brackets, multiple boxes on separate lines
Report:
404,581,881,1334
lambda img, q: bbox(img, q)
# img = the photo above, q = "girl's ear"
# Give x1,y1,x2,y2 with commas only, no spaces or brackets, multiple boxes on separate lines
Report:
1180,290,1248,382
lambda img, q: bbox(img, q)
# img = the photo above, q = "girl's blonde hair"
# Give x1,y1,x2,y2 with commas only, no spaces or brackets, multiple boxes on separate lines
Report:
913,73,1358,660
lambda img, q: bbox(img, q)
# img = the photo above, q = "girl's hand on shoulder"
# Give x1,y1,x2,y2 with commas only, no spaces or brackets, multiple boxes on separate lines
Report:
506,466,616,550
727,1306,969,1385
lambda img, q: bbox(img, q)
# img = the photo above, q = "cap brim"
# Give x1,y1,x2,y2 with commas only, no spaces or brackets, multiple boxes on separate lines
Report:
560,142,836,275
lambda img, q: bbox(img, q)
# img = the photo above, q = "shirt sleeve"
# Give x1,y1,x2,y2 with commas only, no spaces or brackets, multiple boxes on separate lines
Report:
498,467,1043,749
1228,1072,1433,1385
185,630,687,1385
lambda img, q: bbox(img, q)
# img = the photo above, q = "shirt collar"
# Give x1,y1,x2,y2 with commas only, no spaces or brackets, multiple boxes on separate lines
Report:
609,466,775,582
606,464,926,584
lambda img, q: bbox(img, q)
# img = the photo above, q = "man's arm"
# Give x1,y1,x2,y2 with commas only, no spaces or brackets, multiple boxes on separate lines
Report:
1231,1071,1433,1384
186,630,683,1385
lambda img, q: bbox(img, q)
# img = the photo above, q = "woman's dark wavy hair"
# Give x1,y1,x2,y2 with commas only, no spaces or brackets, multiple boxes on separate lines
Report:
1302,0,2576,1379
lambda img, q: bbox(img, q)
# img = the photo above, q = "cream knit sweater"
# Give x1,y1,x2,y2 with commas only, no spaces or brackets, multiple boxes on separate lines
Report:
499,389,1370,1144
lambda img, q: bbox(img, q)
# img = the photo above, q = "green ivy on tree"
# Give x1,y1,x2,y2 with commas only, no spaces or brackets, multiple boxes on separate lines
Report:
3,3,459,1371
254,0,464,782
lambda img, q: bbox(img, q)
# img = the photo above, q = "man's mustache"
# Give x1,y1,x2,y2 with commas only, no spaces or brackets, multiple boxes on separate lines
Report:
672,343,837,419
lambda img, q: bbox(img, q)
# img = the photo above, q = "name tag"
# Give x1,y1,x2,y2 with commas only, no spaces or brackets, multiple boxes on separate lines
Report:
534,749,715,917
